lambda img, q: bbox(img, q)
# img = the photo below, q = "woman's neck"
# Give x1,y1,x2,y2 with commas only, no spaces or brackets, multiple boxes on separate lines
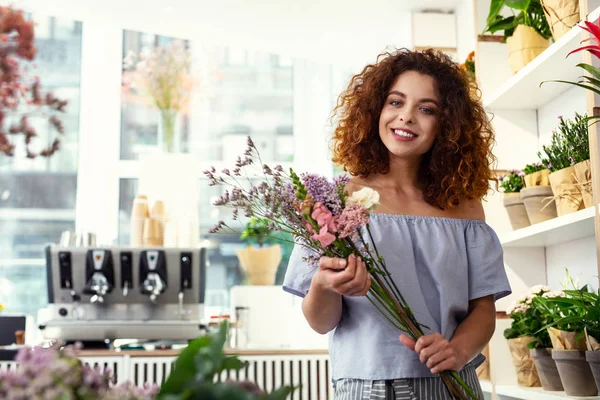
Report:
377,156,422,191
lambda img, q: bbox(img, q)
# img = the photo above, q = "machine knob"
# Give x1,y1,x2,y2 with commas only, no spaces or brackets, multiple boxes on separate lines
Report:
58,308,68,317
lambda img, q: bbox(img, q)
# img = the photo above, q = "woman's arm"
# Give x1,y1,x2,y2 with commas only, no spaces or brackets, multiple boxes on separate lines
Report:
400,295,496,373
302,254,370,334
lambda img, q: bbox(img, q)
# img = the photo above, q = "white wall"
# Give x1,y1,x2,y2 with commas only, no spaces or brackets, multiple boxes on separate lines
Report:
455,0,476,61
538,86,587,146
8,0,413,71
547,237,599,291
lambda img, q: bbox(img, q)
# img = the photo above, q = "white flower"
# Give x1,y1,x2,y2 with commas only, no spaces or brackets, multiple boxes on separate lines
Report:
542,290,566,298
529,285,551,296
347,187,380,210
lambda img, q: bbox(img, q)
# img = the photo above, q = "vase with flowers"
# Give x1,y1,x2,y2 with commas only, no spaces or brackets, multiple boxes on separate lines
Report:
122,39,193,153
122,39,198,248
500,169,531,230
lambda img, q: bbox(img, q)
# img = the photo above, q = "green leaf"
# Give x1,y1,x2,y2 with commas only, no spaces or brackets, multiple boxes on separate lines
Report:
486,0,506,26
221,356,247,372
576,63,600,81
540,79,600,96
159,321,231,396
486,16,519,34
158,335,213,395
263,386,297,400
506,0,531,11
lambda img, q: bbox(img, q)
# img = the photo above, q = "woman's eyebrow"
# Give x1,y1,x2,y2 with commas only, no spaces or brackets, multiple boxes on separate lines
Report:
388,90,438,105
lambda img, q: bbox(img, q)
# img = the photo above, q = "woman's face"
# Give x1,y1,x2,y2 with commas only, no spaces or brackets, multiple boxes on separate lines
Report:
378,70,441,161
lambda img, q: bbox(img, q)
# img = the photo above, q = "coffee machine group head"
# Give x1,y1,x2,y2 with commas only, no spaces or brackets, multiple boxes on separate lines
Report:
139,250,167,303
83,250,115,304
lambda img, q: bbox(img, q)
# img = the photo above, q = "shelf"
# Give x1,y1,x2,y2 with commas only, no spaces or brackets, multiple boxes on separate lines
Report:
495,385,600,400
483,6,600,110
499,206,596,247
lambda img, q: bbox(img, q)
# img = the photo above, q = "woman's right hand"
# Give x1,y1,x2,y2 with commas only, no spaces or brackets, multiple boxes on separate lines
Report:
314,254,371,296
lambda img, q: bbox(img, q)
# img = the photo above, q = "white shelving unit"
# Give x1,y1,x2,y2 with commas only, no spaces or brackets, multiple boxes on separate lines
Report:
473,0,600,399
499,207,597,247
483,5,600,110
495,385,600,400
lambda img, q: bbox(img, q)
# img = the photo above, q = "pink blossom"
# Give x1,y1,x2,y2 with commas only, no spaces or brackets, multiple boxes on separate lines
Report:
336,204,370,238
311,202,337,232
312,225,336,247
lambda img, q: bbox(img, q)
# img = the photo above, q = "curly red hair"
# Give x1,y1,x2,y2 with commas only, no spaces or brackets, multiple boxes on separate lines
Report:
330,48,496,210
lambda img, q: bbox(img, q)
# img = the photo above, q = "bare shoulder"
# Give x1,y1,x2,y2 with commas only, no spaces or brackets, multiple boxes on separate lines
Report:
450,198,486,221
345,177,373,195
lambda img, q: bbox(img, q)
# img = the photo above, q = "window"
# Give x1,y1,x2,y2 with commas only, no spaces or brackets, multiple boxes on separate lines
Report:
0,16,82,318
120,30,294,163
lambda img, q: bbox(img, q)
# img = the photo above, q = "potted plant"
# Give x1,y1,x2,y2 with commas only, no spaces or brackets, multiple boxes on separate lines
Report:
540,0,580,40
500,170,531,230
483,0,553,73
504,286,550,388
537,114,586,216
519,162,557,224
523,286,566,391
236,217,282,285
581,288,600,392
559,113,592,208
533,280,598,396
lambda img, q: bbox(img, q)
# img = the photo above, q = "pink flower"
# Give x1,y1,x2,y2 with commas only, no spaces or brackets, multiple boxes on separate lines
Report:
311,202,337,232
312,225,336,247
336,204,370,238
309,202,337,247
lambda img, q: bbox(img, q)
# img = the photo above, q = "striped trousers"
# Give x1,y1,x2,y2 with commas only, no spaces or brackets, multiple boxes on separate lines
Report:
333,365,484,400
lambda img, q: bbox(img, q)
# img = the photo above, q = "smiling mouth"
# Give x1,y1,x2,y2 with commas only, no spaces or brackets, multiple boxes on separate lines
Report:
392,128,418,138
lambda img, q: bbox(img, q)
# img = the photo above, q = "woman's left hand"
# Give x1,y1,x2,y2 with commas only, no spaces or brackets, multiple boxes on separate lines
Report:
399,333,467,374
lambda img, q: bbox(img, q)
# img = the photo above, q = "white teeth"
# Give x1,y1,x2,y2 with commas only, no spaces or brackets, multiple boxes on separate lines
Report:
393,129,415,138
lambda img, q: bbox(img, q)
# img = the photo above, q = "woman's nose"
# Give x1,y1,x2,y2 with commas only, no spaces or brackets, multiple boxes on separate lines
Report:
397,109,414,124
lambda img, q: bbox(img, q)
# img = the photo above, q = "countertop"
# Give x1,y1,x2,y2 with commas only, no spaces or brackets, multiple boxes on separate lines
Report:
78,348,329,357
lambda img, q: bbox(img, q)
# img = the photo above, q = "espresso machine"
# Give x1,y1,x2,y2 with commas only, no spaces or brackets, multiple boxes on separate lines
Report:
38,245,207,345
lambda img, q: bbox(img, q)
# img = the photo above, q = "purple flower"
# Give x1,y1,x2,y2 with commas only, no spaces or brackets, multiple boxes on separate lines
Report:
301,173,343,215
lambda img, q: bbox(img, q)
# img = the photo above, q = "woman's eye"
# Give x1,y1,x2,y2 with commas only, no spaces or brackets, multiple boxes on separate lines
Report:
421,108,434,114
390,100,402,106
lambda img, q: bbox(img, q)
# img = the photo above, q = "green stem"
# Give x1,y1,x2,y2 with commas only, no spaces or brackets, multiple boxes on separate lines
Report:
160,109,177,152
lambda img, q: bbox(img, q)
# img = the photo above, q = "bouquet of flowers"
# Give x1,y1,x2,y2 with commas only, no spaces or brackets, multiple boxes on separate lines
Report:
0,343,158,400
205,137,478,400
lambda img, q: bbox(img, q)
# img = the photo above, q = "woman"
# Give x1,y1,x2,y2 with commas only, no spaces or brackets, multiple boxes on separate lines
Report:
282,48,511,399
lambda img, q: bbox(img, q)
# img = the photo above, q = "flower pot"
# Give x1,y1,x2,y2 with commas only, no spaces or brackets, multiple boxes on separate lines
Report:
520,186,557,224
507,337,541,387
236,245,282,285
552,350,598,396
506,25,550,74
503,192,531,230
587,351,600,392
530,348,564,391
548,166,584,216
541,0,580,41
574,159,593,208
524,169,550,187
